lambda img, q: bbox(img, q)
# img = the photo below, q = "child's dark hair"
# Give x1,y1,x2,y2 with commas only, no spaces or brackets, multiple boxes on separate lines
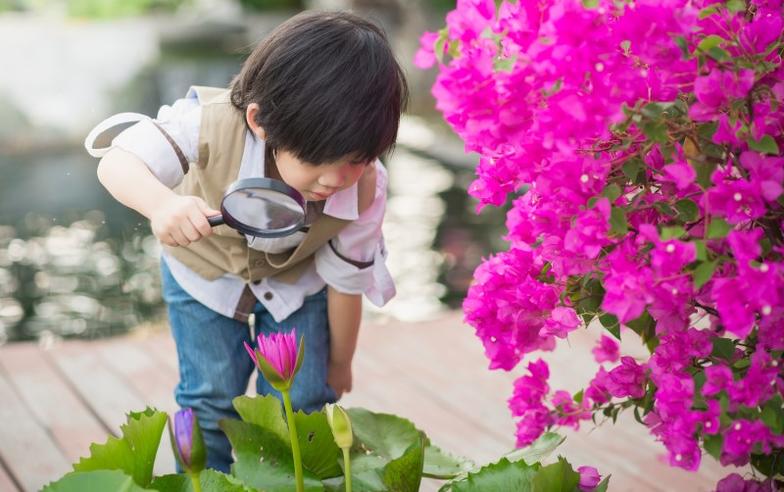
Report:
230,10,408,165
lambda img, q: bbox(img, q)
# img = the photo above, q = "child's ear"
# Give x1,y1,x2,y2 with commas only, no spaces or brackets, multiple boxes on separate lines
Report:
245,103,267,140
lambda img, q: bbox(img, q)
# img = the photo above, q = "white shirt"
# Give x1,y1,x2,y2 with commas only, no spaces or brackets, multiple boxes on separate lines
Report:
85,88,395,322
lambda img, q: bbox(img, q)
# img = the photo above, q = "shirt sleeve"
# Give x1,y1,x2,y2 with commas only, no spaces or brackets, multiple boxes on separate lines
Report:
314,160,396,306
108,97,201,189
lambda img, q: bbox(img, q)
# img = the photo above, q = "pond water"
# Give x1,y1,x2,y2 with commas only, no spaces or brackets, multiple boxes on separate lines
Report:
0,30,509,344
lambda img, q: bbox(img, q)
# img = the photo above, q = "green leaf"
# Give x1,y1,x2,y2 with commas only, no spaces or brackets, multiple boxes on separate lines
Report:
220,419,325,491
707,218,731,239
601,183,622,203
675,199,699,222
693,260,718,289
494,57,517,72
654,201,678,217
233,394,289,443
531,456,580,492
622,158,643,183
641,103,663,119
641,120,668,143
693,158,718,189
574,278,605,325
346,409,424,461
707,46,730,61
433,28,449,64
660,225,686,240
697,35,725,53
593,475,612,492
43,470,155,492
726,0,745,13
599,313,621,340
445,458,538,492
149,470,253,492
703,434,723,461
581,0,599,8
710,338,736,361
609,207,628,237
750,452,784,478
698,5,720,18
503,433,566,466
695,240,708,261
748,135,780,155
761,395,784,434
424,446,475,479
74,408,167,487
674,36,689,58
626,311,658,353
294,410,343,479
382,437,425,492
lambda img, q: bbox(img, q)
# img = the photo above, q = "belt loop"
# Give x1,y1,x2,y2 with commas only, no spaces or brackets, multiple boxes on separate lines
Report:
248,312,256,342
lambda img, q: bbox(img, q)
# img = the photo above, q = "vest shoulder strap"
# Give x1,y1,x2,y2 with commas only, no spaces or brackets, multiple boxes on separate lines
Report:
190,86,230,106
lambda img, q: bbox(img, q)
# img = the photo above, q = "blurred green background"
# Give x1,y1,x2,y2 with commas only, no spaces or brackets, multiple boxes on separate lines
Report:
0,0,509,345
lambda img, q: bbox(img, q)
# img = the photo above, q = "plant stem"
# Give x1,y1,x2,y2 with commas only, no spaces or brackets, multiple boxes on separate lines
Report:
343,447,352,492
189,472,202,492
282,390,305,492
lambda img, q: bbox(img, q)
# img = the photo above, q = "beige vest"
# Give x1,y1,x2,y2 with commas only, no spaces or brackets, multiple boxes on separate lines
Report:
162,86,367,288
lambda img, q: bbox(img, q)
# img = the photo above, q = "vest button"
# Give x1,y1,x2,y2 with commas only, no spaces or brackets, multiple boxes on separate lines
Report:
263,292,274,301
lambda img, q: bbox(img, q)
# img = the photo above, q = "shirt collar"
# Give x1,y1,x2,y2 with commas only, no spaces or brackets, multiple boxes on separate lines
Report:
246,131,359,221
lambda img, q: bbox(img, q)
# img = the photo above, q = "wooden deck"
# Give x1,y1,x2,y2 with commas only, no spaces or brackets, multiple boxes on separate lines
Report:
0,311,733,491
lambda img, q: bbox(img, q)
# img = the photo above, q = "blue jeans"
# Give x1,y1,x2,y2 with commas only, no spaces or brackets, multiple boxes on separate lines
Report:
160,259,337,472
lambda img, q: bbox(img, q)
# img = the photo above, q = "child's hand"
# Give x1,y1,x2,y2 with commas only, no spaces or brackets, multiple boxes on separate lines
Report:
150,195,221,247
327,359,353,398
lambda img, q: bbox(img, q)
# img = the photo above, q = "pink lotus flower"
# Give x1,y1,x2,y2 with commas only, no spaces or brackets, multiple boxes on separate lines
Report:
244,329,304,392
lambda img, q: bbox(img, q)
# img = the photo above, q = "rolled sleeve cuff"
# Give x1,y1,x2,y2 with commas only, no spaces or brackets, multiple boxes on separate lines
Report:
112,120,186,188
314,241,395,306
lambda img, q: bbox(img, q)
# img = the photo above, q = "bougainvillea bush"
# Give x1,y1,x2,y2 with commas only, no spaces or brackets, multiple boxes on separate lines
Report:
417,0,783,489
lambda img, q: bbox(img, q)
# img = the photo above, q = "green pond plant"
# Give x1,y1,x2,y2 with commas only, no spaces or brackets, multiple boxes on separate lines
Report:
43,326,610,491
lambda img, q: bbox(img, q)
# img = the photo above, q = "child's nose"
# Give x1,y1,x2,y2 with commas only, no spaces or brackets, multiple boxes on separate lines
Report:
318,168,345,189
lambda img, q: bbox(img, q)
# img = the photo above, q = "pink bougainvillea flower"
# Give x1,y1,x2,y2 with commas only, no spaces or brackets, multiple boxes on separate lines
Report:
245,329,304,392
606,356,647,399
413,31,440,69
592,335,620,364
740,151,784,202
540,306,581,339
702,364,734,397
689,69,755,121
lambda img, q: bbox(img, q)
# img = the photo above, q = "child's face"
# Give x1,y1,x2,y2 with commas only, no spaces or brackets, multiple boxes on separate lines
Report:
274,150,368,202
245,104,369,201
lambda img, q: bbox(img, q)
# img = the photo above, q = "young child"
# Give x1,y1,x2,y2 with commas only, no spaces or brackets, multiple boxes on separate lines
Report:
85,10,408,472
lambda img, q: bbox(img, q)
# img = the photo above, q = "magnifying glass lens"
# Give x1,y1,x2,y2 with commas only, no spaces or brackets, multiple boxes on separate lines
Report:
223,187,304,233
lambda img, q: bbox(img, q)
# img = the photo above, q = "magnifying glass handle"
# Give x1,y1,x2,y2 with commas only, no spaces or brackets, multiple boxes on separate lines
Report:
207,215,224,227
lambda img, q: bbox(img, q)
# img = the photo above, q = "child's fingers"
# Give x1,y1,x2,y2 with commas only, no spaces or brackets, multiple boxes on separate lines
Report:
194,197,221,217
187,211,213,237
170,228,190,246
179,220,202,243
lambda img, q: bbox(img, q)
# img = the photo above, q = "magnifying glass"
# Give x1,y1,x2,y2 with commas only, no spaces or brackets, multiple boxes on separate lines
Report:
207,177,309,238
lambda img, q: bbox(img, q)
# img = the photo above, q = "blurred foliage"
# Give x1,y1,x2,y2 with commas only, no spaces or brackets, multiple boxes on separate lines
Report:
238,0,302,11
67,0,188,17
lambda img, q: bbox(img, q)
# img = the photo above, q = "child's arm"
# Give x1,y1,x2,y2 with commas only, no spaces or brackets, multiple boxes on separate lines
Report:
97,148,219,247
326,287,362,397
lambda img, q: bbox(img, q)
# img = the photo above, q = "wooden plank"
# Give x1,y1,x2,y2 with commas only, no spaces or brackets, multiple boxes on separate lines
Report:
95,340,179,475
48,340,147,435
0,343,108,464
355,315,727,491
0,366,71,491
0,459,21,492
138,333,179,374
